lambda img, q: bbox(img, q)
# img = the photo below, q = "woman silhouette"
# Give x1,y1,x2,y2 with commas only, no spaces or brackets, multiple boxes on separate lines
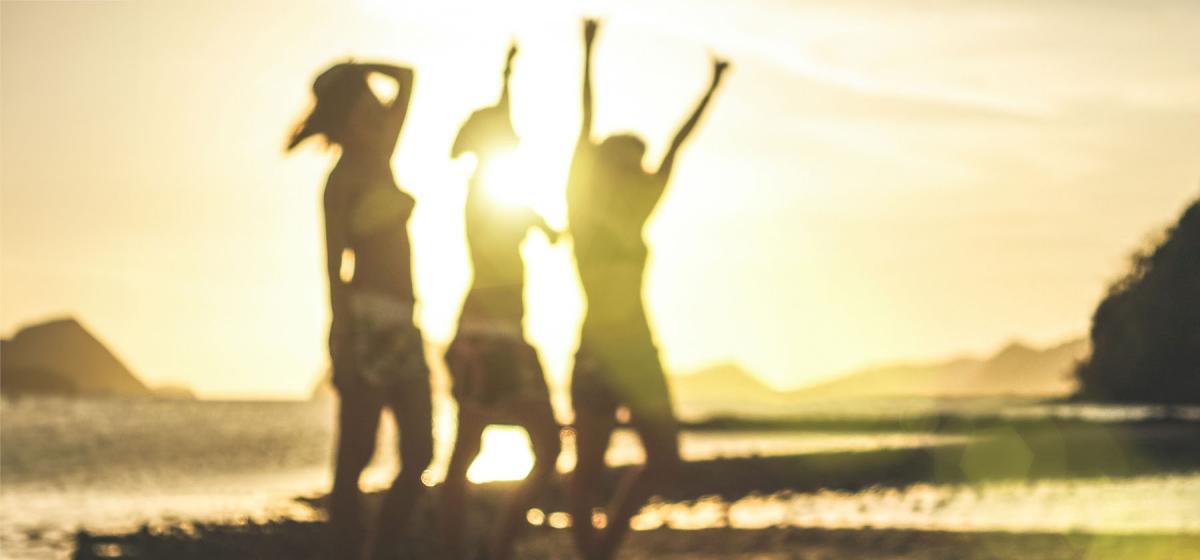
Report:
287,61,432,560
566,19,729,560
439,43,562,560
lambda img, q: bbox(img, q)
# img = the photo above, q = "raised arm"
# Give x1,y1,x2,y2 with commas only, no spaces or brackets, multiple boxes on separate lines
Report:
498,42,517,112
656,57,729,184
356,62,415,133
578,19,598,146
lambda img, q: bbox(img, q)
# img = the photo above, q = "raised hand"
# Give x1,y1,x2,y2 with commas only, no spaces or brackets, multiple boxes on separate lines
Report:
711,56,730,87
584,18,599,45
504,41,518,77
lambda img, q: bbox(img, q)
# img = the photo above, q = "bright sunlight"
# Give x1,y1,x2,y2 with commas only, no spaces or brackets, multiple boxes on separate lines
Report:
466,426,535,483
479,150,535,207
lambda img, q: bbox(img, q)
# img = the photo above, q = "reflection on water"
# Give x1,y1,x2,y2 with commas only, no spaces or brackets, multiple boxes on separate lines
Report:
633,474,1200,533
676,396,1200,424
461,426,966,484
0,397,959,558
2,396,1196,559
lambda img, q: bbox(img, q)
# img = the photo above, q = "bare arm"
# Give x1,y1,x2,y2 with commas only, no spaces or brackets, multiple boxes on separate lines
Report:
323,188,351,331
323,186,359,386
578,19,598,146
498,42,517,112
357,62,415,134
656,58,729,184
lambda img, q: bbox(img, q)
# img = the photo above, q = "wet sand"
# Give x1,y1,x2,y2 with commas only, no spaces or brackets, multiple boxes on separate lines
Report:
71,419,1200,559
74,520,1200,560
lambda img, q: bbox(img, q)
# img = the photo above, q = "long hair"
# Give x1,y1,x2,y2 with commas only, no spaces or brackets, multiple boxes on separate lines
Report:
286,64,371,151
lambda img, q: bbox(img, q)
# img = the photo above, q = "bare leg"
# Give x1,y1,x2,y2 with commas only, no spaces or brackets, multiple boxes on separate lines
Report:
439,406,486,560
331,385,384,560
595,410,680,560
568,409,616,560
488,400,562,560
372,380,434,559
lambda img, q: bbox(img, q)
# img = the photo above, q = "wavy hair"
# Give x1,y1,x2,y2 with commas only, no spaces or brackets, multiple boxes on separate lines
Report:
286,64,371,151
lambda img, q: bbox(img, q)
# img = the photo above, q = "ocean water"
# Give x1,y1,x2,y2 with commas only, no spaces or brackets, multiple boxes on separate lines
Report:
0,397,960,559
1,397,1197,559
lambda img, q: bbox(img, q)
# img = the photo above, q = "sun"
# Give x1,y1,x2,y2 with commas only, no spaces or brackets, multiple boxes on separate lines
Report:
475,144,570,231
480,150,538,208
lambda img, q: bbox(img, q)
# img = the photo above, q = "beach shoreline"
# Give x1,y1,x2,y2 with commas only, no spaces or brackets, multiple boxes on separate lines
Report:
73,518,1200,560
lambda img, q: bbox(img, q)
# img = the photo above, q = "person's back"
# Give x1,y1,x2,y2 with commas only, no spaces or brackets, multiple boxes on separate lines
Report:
569,156,659,342
565,19,728,560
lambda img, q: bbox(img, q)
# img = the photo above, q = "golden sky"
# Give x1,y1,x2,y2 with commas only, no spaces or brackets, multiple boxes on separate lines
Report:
2,0,1198,399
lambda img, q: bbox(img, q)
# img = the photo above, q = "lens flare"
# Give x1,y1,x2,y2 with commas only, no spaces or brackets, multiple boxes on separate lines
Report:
480,150,535,207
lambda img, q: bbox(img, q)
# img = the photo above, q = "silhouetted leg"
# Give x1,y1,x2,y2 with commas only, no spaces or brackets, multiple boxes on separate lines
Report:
373,380,434,560
568,408,616,560
595,411,680,559
595,369,681,560
438,406,486,560
488,400,562,560
331,383,384,560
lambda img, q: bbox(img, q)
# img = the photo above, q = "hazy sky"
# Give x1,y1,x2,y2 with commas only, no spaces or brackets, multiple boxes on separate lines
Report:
3,0,1198,399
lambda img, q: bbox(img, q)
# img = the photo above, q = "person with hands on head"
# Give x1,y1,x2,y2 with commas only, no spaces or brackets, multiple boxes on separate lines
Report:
565,18,731,560
287,59,432,560
440,41,564,560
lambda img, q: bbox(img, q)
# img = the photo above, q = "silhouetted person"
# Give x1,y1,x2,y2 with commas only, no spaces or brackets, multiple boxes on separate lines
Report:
565,19,729,560
440,43,562,560
287,61,432,560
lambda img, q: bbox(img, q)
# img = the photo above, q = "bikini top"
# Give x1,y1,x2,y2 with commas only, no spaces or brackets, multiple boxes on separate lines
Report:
349,180,414,240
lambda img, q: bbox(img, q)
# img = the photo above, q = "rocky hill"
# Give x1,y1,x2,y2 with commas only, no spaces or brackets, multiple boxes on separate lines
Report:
1,317,152,397
1076,195,1200,403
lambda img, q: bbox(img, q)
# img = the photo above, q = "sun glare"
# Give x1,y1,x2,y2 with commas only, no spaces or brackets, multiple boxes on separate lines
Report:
480,151,538,208
466,426,536,483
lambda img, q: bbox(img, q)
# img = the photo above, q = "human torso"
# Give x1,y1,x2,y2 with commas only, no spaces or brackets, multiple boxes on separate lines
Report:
461,171,534,328
328,152,416,303
567,146,664,340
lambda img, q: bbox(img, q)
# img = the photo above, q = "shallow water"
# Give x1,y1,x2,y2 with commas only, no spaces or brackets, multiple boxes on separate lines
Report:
631,474,1200,533
0,397,966,559
4,397,1198,558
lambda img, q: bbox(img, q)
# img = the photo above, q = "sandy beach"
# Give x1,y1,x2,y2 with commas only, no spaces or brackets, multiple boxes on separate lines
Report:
73,520,1200,560
70,416,1200,559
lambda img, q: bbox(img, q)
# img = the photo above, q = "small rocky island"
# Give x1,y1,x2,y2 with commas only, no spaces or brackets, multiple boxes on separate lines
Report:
1,317,186,398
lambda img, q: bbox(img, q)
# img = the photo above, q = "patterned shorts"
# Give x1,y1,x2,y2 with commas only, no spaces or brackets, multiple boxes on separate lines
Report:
348,291,428,389
446,320,549,411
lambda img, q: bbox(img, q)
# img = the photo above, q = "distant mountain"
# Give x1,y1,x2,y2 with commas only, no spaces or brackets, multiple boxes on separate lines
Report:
1,317,153,397
669,362,783,410
791,339,1088,399
667,339,1088,408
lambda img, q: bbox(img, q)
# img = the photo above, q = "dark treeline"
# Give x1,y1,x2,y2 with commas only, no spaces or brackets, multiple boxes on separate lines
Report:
1076,195,1200,404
